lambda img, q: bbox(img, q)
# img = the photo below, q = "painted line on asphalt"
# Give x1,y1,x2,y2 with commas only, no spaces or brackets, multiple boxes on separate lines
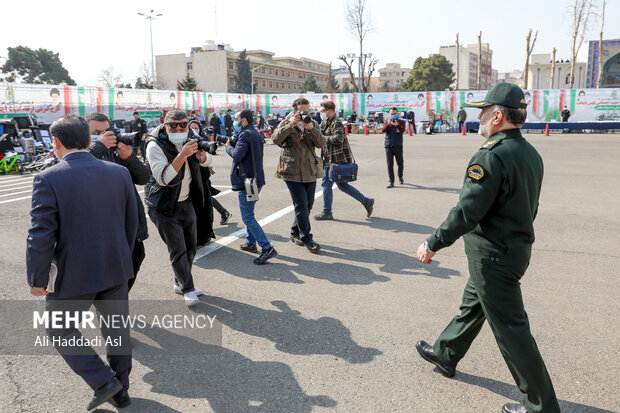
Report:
0,179,34,189
0,184,32,193
193,190,323,261
0,175,34,183
0,189,32,198
0,196,32,205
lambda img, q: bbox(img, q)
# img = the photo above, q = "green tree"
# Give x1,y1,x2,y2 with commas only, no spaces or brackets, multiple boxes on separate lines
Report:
324,68,340,92
1,45,75,85
302,75,319,93
177,73,198,91
135,77,153,89
342,81,351,93
380,81,391,92
403,55,454,91
234,49,252,93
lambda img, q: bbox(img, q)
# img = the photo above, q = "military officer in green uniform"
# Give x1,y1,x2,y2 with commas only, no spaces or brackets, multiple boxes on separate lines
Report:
415,83,560,413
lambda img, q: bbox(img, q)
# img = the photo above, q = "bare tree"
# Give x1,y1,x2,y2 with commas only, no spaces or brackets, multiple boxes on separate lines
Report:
568,0,595,88
135,61,154,89
477,31,482,90
455,33,460,90
337,55,359,92
522,29,538,89
550,48,557,89
597,0,606,88
344,0,373,92
98,67,123,88
363,57,378,91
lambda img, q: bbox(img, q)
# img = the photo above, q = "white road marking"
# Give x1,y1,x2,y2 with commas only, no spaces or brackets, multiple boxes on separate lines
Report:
193,190,323,261
0,179,34,189
0,185,32,192
0,189,32,198
0,196,32,205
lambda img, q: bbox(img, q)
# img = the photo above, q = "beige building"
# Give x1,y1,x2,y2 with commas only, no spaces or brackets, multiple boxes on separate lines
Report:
156,41,330,93
498,70,523,85
438,43,496,90
378,63,411,90
527,53,587,90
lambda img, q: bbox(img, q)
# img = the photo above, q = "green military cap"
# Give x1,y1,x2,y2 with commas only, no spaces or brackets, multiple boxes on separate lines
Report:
464,83,528,109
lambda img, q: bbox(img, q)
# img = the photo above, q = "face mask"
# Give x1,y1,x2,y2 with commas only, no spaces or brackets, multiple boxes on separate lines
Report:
320,112,328,121
168,132,187,145
191,129,200,137
233,121,242,133
91,135,99,142
390,114,398,120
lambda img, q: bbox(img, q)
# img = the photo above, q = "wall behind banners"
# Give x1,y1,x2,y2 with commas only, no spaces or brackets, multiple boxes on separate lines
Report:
1,83,619,125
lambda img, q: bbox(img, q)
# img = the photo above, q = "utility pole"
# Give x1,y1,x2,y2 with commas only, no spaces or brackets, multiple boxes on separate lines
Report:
137,10,163,89
455,33,460,90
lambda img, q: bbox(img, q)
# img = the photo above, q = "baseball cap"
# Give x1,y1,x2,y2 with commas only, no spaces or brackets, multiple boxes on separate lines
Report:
463,83,528,109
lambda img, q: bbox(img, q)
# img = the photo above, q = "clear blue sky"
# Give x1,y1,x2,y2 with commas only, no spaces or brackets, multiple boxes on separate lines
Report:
1,0,618,87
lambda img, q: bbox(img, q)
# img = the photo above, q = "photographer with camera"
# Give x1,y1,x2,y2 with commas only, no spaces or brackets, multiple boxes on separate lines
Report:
86,112,150,292
144,110,212,306
226,110,277,264
189,121,232,227
382,107,406,188
272,97,325,254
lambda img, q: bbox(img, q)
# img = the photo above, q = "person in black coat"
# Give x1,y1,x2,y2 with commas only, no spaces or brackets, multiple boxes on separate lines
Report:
27,114,137,410
224,109,233,137
86,112,150,292
210,113,222,140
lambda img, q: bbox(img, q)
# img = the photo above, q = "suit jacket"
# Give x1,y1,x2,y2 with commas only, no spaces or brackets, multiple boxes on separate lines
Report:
26,151,138,299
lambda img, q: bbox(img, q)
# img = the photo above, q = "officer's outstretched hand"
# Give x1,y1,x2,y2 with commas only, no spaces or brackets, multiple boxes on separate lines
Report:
417,243,435,265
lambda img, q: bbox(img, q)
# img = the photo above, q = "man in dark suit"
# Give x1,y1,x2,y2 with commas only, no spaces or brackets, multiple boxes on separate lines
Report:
210,112,222,142
26,114,138,411
224,109,234,137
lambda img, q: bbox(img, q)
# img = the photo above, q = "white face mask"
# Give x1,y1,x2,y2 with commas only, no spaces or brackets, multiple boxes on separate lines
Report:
168,132,187,145
320,112,328,121
90,135,99,142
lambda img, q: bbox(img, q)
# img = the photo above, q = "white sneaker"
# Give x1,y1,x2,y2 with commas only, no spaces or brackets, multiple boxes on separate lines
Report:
184,291,200,306
174,285,203,296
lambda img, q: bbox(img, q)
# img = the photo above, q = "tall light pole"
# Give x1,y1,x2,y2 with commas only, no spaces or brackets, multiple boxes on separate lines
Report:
251,64,266,95
137,9,162,89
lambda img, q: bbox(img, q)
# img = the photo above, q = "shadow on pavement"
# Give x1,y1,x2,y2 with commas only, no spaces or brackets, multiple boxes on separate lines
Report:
132,327,336,413
455,372,616,413
318,244,461,279
332,216,435,234
398,183,461,194
199,296,382,364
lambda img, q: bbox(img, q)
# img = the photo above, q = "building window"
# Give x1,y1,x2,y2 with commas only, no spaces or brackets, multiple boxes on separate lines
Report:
261,67,265,74
262,80,266,87
228,61,233,69
276,82,279,88
275,69,279,76
269,81,273,87
187,62,193,70
269,69,273,75
288,83,291,89
287,71,291,77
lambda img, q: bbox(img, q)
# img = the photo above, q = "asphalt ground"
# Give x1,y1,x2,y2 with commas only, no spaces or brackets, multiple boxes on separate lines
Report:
0,131,618,413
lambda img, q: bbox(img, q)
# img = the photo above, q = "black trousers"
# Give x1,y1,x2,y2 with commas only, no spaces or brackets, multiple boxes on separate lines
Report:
149,201,197,293
285,181,316,244
212,197,227,216
46,283,132,392
385,146,404,184
127,240,145,292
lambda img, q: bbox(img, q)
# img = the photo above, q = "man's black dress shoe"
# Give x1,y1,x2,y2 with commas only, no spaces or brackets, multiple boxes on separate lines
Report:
386,182,394,188
109,390,131,408
415,340,455,378
502,402,528,413
87,377,122,410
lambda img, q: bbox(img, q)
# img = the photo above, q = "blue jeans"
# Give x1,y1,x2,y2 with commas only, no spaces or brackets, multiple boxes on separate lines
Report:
321,167,367,213
285,181,316,244
238,190,271,250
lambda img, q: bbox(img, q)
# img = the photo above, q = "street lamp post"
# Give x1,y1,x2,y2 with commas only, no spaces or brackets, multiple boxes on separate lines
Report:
137,9,162,89
251,64,266,95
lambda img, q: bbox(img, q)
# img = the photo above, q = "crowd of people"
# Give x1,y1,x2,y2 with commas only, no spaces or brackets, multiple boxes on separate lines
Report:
25,84,560,413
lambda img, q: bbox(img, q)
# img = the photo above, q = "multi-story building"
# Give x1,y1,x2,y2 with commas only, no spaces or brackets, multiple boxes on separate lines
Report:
497,70,523,85
586,38,620,88
438,43,495,90
378,63,411,90
527,53,587,90
155,41,330,93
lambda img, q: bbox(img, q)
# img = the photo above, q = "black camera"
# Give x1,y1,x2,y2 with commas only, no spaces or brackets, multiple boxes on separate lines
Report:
108,128,140,146
215,135,237,147
298,111,312,123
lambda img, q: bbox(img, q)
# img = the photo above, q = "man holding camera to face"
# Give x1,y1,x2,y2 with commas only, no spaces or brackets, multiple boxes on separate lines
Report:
382,107,406,188
272,97,325,254
86,112,150,292
144,110,212,306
